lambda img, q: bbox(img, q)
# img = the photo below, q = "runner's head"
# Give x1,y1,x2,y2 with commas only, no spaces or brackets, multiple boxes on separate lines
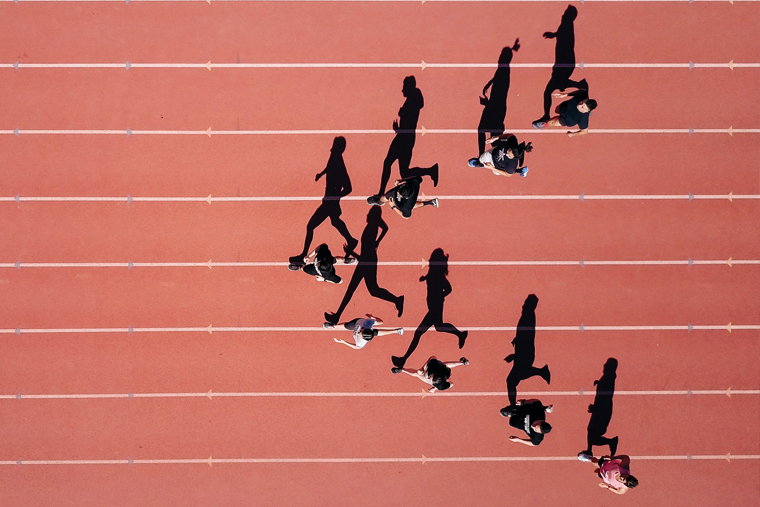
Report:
361,328,378,341
512,142,533,160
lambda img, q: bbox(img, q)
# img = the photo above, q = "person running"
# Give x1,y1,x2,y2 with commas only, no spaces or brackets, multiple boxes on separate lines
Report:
468,133,532,177
370,176,438,219
324,207,404,324
532,88,597,137
477,39,520,155
502,398,553,446
288,137,358,266
391,356,468,393
367,76,439,204
577,453,638,495
288,243,355,284
326,314,404,350
391,248,468,368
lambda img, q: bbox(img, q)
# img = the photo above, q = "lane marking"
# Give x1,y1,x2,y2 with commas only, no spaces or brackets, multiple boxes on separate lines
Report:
3,388,757,400
2,259,759,269
2,193,758,203
1,128,758,136
1,324,758,335
0,454,756,466
1,0,758,3
2,61,759,70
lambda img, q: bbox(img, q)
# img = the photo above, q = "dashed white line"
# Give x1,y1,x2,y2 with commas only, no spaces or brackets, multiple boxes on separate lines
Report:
2,193,757,203
1,454,756,467
1,323,757,335
2,388,757,400
1,259,758,269
1,128,758,136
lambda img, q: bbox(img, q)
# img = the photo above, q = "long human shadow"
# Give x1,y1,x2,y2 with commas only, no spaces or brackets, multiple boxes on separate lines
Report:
505,294,550,406
535,5,587,123
477,39,520,155
581,358,619,456
372,76,438,197
324,207,404,324
391,249,468,368
289,137,357,263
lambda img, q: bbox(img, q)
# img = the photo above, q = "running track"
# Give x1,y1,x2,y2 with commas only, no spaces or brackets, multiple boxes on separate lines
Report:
1,2,758,506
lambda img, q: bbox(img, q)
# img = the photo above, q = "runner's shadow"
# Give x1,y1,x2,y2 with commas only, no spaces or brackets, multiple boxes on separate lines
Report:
536,5,588,122
477,39,520,154
582,358,619,456
324,207,404,324
391,249,468,368
289,137,357,263
505,294,550,405
373,76,438,196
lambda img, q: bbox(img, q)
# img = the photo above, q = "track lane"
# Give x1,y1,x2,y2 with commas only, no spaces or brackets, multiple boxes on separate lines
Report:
0,4,757,64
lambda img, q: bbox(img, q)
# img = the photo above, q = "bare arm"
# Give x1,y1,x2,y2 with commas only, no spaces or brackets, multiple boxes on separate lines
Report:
333,338,358,349
508,436,536,446
443,359,468,369
567,128,589,137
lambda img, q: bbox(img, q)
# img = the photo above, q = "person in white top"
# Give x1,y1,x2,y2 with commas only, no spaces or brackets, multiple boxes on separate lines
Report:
325,314,403,350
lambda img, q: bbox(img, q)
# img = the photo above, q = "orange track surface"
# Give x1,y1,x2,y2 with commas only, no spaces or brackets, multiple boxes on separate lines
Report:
1,2,759,506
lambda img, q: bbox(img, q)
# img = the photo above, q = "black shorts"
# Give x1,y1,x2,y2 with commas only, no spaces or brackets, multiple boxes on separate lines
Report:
303,263,341,284
343,318,360,331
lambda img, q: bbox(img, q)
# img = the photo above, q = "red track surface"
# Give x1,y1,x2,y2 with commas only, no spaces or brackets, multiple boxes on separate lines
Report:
1,2,759,506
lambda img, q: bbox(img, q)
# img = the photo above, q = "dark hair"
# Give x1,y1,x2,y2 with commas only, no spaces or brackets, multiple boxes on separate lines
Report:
432,378,451,391
539,422,552,434
398,182,415,199
361,328,378,341
586,99,598,111
624,475,638,488
513,141,533,160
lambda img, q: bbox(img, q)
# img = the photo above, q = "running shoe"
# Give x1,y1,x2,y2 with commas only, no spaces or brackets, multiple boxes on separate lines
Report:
532,121,547,129
323,322,336,329
577,452,593,462
520,167,529,178
468,158,483,168
366,194,384,206
431,198,439,208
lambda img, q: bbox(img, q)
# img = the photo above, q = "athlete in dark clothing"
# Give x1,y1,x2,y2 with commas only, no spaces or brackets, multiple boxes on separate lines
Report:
533,87,597,137
502,399,553,446
468,133,532,177
372,176,439,219
392,356,469,393
289,243,355,284
367,76,439,203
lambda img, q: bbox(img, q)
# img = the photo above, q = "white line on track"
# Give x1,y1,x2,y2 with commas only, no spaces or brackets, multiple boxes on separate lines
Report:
2,62,759,70
1,128,758,136
0,0,758,3
0,454,756,467
1,259,759,269
1,324,757,335
1,388,757,400
2,193,758,203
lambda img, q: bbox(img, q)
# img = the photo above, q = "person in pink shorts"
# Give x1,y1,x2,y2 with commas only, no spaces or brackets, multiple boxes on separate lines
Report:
578,453,638,494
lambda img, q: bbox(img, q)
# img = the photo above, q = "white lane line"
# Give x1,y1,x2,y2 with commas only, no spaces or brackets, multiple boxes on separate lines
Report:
1,0,758,3
2,388,757,400
1,324,757,335
2,61,759,70
2,193,758,203
1,128,758,136
1,259,758,269
0,454,756,467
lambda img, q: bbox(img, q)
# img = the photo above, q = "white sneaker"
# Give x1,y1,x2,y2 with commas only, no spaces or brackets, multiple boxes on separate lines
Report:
397,328,404,335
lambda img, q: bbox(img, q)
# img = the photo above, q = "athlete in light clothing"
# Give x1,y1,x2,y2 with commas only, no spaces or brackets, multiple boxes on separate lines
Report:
577,453,638,494
326,314,403,349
